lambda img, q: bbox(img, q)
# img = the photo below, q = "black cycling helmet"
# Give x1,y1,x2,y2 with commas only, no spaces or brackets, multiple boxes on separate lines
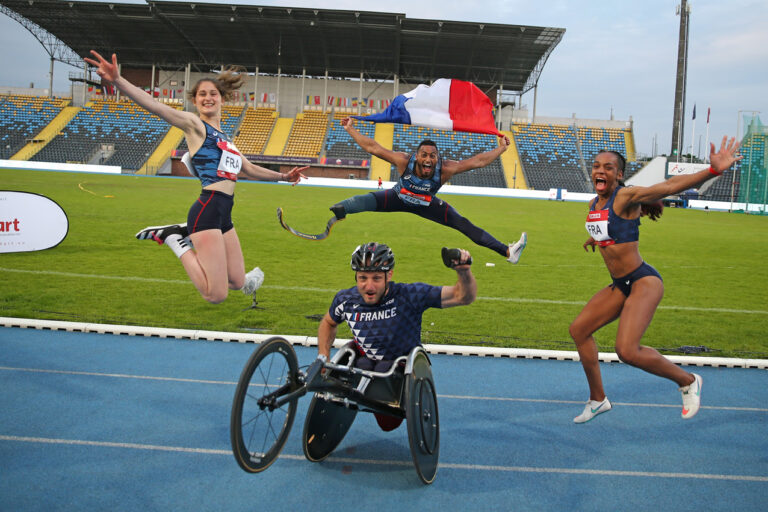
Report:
350,242,395,272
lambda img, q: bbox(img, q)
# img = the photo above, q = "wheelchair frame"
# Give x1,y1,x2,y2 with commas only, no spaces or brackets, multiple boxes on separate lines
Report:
230,336,440,484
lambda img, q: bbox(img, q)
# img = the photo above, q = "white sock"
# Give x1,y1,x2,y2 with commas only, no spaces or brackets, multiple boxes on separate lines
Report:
165,234,192,259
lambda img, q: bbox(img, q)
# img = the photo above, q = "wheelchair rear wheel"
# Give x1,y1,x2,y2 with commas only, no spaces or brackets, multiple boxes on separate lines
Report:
230,337,300,473
302,394,358,462
405,350,440,484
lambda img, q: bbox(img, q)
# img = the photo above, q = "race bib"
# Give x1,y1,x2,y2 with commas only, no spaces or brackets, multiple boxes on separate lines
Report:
585,210,614,246
397,187,432,206
216,139,242,181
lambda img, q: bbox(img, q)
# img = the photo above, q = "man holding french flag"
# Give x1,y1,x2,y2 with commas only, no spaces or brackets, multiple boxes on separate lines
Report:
328,79,527,263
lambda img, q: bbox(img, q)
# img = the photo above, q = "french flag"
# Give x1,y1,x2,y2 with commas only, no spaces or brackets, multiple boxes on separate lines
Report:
353,79,501,136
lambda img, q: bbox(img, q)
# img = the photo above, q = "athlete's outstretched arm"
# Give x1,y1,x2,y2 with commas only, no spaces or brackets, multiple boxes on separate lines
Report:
317,312,338,359
84,51,200,136
440,249,477,308
623,136,742,205
240,160,308,185
341,117,409,170
442,134,510,181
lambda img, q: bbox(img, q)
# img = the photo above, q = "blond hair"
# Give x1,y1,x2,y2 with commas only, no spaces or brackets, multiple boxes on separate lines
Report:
187,66,245,103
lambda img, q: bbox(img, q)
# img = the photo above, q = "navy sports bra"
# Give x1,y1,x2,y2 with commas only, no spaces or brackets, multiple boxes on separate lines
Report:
585,186,640,246
188,121,243,188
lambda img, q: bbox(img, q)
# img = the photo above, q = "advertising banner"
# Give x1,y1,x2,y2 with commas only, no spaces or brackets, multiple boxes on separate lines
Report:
666,161,709,178
0,191,69,253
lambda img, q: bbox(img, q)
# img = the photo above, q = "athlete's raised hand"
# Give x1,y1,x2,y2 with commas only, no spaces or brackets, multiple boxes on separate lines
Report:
710,136,743,174
341,117,356,131
84,51,120,84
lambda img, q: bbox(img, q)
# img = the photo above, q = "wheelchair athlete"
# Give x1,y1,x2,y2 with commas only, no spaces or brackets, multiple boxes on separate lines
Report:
316,242,476,429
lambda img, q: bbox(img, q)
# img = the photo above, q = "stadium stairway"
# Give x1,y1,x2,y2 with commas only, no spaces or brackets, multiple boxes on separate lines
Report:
499,129,528,189
264,117,293,156
10,106,79,161
137,126,184,175
624,130,637,161
369,123,394,181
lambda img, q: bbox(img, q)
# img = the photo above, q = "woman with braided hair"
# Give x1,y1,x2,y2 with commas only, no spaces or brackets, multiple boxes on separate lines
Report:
570,139,742,423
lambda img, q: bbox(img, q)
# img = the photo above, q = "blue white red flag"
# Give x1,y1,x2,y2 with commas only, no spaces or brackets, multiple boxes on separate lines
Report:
352,79,501,136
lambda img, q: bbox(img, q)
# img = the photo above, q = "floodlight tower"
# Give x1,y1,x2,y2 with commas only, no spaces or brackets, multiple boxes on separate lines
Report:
671,0,691,161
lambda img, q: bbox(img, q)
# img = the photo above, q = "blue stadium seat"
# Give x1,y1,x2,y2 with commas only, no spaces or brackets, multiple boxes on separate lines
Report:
0,95,67,159
389,125,506,188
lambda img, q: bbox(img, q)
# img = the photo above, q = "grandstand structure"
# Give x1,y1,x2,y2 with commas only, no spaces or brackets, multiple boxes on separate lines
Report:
0,95,68,160
1,0,647,191
701,114,768,207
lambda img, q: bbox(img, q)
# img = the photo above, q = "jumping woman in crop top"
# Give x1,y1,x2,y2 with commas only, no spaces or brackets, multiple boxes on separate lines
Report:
85,51,307,304
569,142,742,424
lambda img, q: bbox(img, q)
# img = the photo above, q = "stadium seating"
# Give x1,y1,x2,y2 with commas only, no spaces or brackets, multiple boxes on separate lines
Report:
577,127,628,164
233,107,275,155
282,110,328,157
31,98,173,170
699,167,740,203
512,124,591,192
0,95,68,159
324,112,375,160
390,125,507,188
3,93,652,194
701,130,766,203
576,127,645,181
735,131,767,204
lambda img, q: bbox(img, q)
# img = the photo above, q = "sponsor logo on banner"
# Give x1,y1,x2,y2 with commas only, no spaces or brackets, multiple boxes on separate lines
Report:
0,191,68,253
667,162,709,177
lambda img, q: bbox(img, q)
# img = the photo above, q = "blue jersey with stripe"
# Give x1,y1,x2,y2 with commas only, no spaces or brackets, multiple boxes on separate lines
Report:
588,185,640,245
394,153,443,205
190,121,238,188
328,281,443,360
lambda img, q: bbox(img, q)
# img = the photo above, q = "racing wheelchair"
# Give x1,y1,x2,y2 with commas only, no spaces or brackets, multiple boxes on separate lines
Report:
229,337,440,484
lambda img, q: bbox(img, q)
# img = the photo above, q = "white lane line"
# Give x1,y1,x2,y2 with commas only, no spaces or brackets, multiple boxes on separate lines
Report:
2,267,765,315
2,366,767,412
0,366,232,385
2,435,766,482
438,394,768,412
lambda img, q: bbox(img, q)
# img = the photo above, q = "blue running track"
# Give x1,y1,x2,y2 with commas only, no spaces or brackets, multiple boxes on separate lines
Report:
1,327,766,511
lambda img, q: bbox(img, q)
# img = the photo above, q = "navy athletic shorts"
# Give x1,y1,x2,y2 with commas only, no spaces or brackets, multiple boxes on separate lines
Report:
187,189,234,234
354,356,394,373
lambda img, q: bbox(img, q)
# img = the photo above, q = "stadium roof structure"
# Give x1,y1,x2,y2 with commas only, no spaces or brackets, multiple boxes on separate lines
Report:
0,0,565,95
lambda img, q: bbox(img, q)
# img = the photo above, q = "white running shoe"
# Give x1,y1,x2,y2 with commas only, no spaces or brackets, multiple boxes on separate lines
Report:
135,223,188,244
507,232,527,264
680,373,703,419
242,267,265,295
573,397,612,424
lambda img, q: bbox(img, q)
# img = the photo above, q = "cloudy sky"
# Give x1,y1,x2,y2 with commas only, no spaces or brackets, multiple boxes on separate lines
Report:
1,0,766,157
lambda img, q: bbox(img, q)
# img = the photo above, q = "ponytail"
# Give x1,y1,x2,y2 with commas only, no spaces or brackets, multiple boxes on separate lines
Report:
187,66,245,103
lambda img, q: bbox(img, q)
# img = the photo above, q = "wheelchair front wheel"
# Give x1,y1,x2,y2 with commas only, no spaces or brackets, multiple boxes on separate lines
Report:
230,337,300,473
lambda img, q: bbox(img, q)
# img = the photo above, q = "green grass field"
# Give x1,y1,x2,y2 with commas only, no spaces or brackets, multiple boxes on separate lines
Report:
2,169,767,358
